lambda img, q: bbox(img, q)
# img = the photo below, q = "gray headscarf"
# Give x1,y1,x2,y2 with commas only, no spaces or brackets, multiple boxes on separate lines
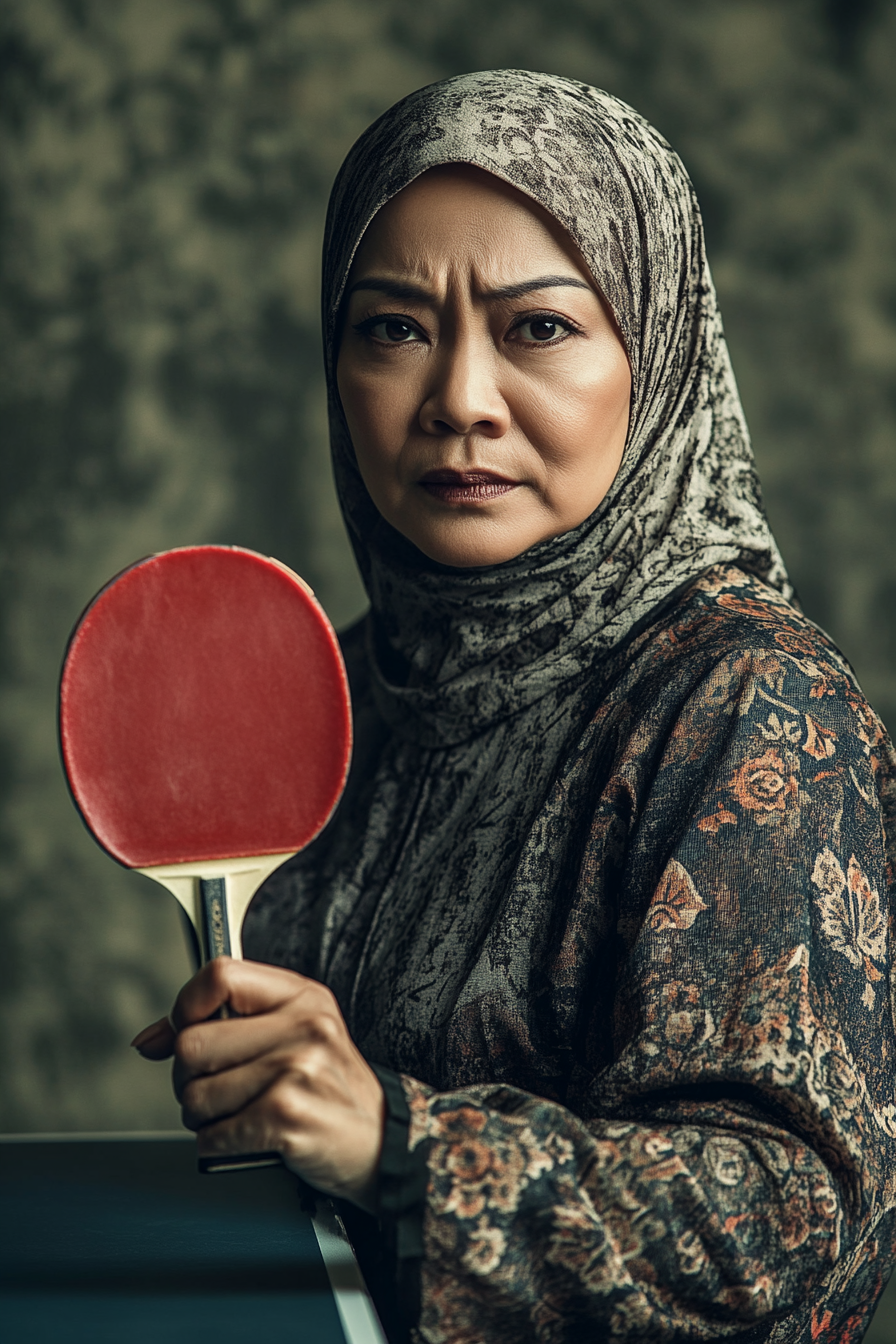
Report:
247,70,791,1072
322,69,791,750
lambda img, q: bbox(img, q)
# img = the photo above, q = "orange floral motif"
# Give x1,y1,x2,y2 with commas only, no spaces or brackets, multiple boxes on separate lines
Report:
462,1218,507,1276
811,1306,833,1338
803,714,837,760
443,1179,487,1220
434,1105,487,1140
773,628,831,662
645,860,707,930
810,848,887,1009
697,803,738,833
445,1137,492,1183
431,1109,565,1226
591,1139,623,1172
729,747,797,812
717,593,782,621
644,1155,689,1182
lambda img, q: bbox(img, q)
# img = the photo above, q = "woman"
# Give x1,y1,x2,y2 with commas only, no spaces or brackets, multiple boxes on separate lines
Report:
133,72,896,1342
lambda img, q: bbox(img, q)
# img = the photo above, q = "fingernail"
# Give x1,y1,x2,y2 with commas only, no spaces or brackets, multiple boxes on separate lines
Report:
130,1020,168,1049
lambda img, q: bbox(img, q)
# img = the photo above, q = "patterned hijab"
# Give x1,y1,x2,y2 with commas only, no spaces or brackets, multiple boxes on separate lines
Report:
322,69,791,749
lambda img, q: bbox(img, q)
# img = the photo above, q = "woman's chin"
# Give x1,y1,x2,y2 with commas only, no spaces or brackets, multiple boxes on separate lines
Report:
379,489,581,568
401,522,541,570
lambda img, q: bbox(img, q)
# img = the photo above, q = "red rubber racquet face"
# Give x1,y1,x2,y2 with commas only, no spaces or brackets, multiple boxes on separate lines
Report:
59,546,352,869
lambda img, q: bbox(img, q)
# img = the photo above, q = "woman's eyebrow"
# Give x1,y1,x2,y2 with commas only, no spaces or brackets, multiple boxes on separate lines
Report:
346,275,593,303
347,278,433,302
483,276,593,300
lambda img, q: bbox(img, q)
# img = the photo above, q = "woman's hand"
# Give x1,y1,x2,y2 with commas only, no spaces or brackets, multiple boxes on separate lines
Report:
131,958,386,1212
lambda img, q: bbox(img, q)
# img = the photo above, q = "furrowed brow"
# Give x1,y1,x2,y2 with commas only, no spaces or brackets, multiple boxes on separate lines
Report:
483,275,593,300
346,277,435,303
346,274,593,304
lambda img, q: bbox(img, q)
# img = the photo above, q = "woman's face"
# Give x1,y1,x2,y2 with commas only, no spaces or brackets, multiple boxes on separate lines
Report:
336,165,632,568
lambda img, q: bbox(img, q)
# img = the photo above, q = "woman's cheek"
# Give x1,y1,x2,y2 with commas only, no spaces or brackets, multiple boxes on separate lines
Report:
343,372,414,470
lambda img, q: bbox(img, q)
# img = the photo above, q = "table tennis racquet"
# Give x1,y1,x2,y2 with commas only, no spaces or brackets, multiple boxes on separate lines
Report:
58,545,353,1173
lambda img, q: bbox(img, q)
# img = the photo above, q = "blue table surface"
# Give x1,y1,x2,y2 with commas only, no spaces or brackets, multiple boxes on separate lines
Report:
0,1135,351,1343
4,1134,895,1343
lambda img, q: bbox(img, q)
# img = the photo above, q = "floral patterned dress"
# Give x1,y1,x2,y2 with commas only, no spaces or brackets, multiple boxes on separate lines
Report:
332,565,896,1343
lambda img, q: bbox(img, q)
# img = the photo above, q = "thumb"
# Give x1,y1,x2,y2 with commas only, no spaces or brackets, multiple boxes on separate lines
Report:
131,1015,176,1060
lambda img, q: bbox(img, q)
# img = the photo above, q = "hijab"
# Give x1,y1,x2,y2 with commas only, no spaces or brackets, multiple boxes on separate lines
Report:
322,68,791,751
246,70,791,1075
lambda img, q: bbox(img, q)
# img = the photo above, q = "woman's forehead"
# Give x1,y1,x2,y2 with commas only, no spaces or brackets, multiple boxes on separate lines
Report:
348,164,597,290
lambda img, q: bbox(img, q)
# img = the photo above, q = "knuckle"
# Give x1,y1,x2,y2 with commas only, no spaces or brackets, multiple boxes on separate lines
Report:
181,1077,204,1111
293,981,338,1017
174,1026,205,1068
179,1084,205,1130
290,1042,330,1089
308,1010,341,1047
267,1079,301,1126
292,1056,319,1090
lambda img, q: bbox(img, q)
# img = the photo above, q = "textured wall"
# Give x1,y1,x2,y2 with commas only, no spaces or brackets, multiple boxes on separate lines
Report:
1,0,894,1155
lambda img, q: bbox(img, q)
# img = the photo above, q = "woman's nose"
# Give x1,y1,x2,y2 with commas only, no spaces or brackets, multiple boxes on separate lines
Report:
418,335,511,438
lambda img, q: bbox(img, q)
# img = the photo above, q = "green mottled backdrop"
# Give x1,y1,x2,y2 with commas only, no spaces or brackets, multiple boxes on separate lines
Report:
1,0,894,1168
4,2,896,1332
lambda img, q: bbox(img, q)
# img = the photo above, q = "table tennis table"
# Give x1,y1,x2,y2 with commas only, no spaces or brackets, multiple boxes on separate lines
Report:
0,1131,387,1343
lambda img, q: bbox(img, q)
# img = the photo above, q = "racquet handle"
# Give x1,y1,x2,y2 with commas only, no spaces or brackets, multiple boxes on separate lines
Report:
197,877,282,1175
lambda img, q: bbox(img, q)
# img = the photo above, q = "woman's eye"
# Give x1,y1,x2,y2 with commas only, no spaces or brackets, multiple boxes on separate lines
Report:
366,318,422,343
513,316,571,344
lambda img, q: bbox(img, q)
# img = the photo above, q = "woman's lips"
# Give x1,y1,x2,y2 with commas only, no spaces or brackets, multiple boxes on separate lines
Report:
418,469,519,504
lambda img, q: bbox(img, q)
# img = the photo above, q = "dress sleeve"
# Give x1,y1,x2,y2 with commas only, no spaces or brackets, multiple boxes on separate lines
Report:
388,644,896,1343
